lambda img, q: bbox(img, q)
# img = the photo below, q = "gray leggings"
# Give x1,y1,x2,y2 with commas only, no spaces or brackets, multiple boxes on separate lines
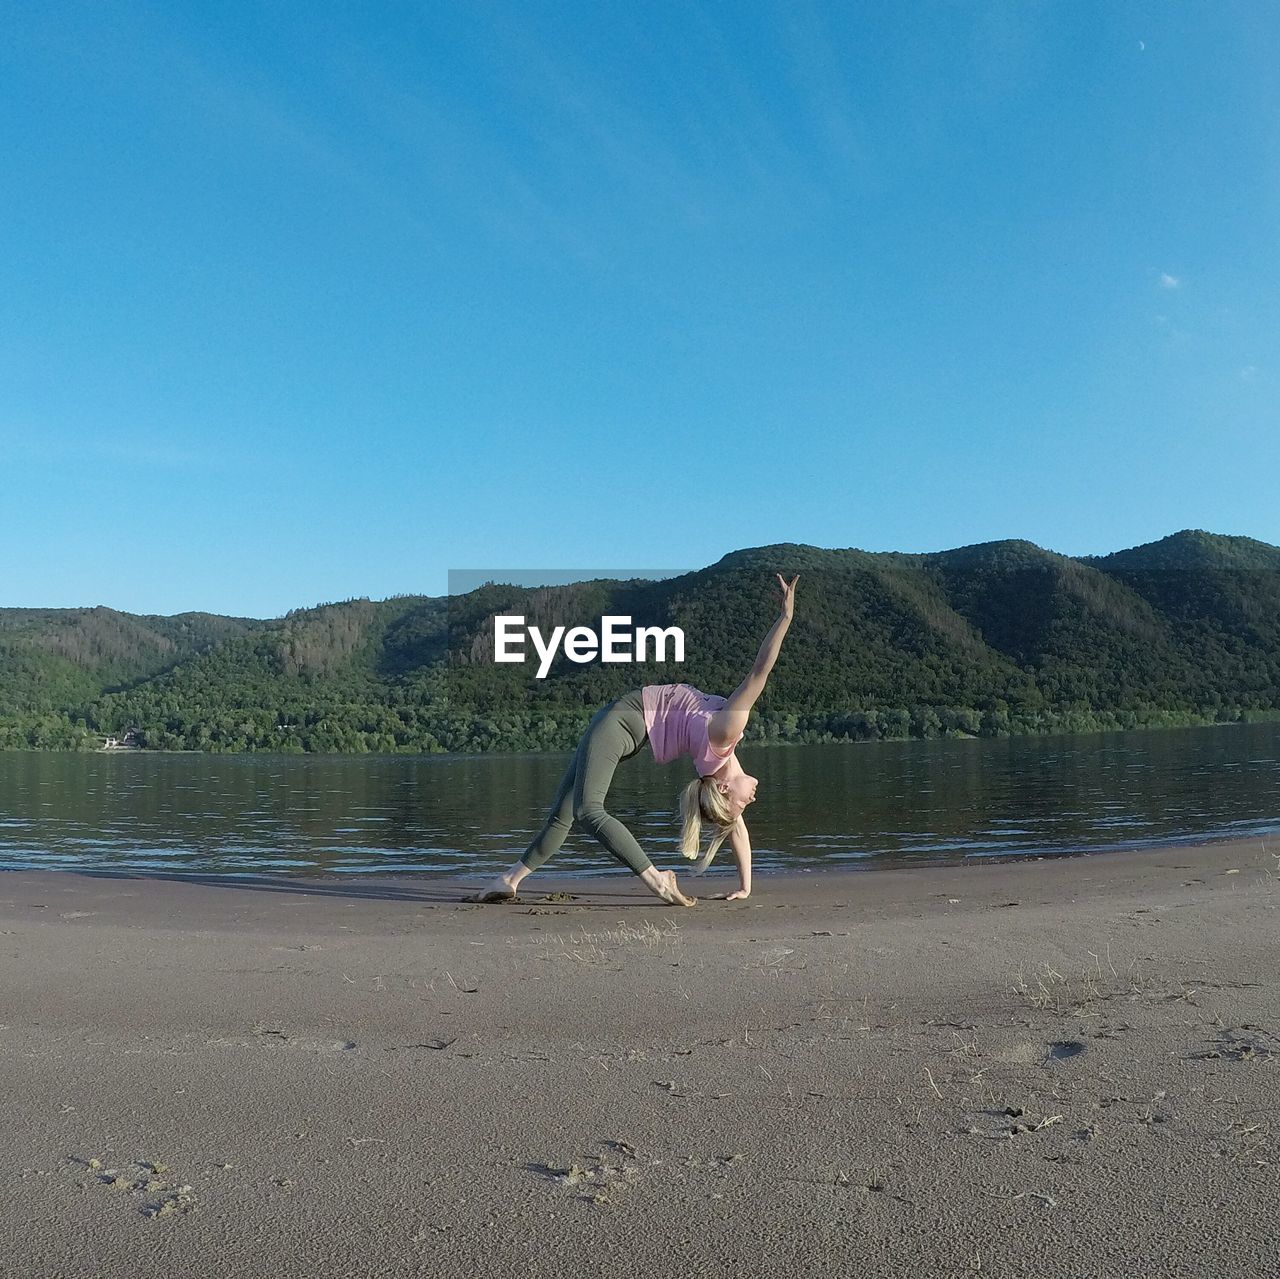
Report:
520,689,652,875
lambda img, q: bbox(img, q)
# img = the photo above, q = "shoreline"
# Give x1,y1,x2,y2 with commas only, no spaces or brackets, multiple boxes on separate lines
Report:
2,826,1276,886
2,835,1276,933
3,836,1277,1277
4,706,1280,763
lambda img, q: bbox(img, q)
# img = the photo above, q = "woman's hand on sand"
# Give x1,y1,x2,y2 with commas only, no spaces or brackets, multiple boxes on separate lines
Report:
775,573,799,620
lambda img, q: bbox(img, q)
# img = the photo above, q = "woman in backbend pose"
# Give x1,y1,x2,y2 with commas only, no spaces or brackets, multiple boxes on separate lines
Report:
472,573,798,906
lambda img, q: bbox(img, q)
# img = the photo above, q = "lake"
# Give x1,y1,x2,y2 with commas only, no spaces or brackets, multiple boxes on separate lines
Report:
1,722,1277,878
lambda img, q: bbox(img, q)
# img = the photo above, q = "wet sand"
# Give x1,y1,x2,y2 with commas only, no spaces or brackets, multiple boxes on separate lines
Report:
2,839,1278,1278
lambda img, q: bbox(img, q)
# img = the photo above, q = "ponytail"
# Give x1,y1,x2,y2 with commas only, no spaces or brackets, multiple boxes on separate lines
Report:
677,777,735,875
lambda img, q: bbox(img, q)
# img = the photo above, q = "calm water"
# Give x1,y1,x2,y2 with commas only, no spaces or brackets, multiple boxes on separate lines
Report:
1,723,1278,878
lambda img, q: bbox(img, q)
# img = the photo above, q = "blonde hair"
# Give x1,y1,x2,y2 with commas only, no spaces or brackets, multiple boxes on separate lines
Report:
678,777,736,875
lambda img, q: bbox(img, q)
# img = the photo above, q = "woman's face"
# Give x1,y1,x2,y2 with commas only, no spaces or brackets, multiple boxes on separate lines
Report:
720,771,759,816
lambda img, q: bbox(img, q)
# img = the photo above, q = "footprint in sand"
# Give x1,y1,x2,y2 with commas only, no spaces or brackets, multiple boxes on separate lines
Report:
996,1040,1086,1065
996,1042,1041,1065
255,1031,357,1053
207,1033,358,1053
1048,1040,1086,1060
70,1157,197,1219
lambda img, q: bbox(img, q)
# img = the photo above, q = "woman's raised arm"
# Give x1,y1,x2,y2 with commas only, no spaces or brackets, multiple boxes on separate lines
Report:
708,574,798,748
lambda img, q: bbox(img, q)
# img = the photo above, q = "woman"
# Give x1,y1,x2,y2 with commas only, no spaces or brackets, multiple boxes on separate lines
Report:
472,573,798,905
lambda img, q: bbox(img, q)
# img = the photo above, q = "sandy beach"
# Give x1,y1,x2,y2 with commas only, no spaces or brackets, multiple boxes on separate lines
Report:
2,840,1277,1278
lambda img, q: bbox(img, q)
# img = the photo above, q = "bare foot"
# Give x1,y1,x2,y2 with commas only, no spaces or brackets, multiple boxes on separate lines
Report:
466,874,521,904
654,869,697,907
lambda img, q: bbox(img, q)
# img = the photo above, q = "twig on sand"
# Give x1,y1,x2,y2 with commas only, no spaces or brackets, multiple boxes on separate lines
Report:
924,1067,944,1100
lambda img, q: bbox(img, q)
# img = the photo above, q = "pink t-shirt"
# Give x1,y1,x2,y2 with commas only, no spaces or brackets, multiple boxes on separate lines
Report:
641,683,741,776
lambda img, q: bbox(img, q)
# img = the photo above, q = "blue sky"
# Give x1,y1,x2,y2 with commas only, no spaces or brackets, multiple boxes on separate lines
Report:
3,1,1276,617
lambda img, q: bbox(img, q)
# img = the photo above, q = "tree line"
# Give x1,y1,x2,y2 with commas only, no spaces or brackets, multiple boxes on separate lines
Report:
2,531,1279,753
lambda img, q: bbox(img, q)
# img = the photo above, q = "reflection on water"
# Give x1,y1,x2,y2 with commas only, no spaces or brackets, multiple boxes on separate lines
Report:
0,722,1277,877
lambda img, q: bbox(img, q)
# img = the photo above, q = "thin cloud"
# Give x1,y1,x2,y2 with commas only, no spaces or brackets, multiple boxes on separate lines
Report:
1159,273,1181,289
4,431,209,469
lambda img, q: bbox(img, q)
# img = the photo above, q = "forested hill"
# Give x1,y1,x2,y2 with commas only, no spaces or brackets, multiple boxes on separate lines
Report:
3,529,1279,753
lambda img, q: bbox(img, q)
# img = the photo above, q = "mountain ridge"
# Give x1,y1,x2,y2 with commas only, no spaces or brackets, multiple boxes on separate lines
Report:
2,530,1277,753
